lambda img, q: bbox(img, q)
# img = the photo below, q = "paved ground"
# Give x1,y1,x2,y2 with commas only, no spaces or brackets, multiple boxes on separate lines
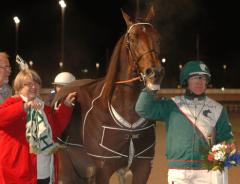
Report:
110,112,240,184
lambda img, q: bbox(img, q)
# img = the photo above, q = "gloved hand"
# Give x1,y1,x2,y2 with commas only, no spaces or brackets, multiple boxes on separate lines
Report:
146,82,160,91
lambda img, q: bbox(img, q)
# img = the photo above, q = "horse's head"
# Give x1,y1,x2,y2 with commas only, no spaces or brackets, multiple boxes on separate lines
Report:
121,6,165,90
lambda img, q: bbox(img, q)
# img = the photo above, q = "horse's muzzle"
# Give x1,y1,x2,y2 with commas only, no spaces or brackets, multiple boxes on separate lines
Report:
144,67,165,88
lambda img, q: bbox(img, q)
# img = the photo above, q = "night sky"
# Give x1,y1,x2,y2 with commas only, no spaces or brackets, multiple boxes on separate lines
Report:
1,0,239,88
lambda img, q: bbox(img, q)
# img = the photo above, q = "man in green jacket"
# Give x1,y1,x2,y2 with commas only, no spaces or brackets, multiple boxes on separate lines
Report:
135,60,233,184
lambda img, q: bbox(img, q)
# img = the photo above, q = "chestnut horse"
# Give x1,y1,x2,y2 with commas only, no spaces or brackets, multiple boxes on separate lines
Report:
54,7,164,184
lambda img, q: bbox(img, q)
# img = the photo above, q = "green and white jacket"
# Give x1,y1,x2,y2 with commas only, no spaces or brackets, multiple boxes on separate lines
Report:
135,90,233,169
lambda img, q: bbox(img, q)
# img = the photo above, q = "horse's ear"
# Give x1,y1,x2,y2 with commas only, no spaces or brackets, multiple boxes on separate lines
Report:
145,5,155,22
121,9,133,28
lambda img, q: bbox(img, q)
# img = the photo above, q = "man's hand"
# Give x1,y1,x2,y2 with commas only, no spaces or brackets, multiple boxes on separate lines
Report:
146,82,160,91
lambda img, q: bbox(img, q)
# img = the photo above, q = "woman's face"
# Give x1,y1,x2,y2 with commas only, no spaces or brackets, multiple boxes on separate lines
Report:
55,84,64,93
19,75,40,101
187,75,207,95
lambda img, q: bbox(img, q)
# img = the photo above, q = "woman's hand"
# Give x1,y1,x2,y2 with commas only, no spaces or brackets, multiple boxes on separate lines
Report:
23,100,42,111
64,92,77,107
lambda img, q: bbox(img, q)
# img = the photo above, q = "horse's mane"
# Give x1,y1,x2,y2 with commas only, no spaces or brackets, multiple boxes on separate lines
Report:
52,36,125,105
101,35,125,102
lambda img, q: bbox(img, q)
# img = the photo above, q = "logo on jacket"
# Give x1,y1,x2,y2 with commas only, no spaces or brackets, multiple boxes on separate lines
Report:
203,109,212,118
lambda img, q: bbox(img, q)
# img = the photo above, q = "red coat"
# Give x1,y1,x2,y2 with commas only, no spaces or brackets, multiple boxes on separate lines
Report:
0,96,73,184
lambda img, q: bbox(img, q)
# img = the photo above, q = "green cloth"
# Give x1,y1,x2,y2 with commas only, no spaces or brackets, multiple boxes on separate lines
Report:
26,108,60,155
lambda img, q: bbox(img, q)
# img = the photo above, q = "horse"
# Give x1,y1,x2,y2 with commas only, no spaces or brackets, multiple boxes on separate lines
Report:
54,6,165,184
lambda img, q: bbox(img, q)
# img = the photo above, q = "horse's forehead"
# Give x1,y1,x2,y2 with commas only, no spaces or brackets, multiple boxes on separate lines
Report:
131,25,158,39
140,26,147,33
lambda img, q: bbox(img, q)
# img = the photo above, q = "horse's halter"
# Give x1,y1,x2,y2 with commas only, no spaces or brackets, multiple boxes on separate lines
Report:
116,23,159,84
126,23,156,64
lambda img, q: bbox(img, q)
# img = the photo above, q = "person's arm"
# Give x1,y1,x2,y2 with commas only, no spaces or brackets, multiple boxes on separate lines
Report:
49,92,76,137
215,107,234,143
135,90,172,121
0,97,26,129
51,102,73,136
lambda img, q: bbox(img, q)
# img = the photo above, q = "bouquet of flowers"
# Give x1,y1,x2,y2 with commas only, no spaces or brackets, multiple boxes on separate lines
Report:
203,141,240,172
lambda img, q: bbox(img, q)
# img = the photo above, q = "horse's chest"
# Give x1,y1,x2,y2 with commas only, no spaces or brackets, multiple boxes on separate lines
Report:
84,103,155,159
99,124,155,157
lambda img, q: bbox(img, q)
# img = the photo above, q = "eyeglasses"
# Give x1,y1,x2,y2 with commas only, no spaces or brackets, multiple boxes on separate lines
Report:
23,82,40,88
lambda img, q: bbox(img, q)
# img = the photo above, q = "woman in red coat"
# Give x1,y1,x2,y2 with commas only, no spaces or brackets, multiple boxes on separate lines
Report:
0,69,76,184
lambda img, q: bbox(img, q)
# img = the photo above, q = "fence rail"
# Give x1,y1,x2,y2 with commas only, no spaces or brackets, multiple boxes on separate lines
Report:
40,88,240,112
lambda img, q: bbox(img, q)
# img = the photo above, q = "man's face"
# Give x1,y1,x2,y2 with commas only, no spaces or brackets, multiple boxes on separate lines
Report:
187,75,207,95
0,55,11,86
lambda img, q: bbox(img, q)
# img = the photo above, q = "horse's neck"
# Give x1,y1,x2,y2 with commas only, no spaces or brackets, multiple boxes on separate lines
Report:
110,85,141,120
113,84,140,98
117,51,133,81
107,48,142,119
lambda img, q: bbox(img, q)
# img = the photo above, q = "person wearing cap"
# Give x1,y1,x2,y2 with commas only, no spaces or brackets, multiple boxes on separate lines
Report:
0,52,12,104
45,72,76,108
52,72,76,93
135,60,233,184
47,72,98,183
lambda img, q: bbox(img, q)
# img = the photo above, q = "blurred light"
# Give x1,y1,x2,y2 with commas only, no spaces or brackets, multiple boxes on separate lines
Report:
59,62,63,68
223,64,227,70
82,69,88,73
162,58,166,63
221,87,225,91
29,60,33,67
179,64,182,69
96,62,100,69
59,0,66,9
13,16,20,24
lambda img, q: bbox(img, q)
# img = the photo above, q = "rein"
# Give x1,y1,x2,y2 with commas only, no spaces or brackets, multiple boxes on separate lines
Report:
115,76,141,84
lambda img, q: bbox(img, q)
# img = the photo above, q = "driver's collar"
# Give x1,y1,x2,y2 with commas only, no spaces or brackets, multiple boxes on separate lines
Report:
184,88,206,101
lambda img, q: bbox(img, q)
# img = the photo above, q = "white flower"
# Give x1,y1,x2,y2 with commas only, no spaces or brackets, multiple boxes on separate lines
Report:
211,143,228,162
212,144,227,152
214,151,226,161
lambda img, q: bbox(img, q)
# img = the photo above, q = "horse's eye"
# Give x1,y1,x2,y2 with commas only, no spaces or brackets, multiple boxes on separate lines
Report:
129,38,135,43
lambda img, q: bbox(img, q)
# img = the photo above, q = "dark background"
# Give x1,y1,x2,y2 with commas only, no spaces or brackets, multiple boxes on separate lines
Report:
0,0,239,88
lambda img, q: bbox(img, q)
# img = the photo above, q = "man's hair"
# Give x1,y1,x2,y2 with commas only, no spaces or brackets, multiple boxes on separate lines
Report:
13,69,42,94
